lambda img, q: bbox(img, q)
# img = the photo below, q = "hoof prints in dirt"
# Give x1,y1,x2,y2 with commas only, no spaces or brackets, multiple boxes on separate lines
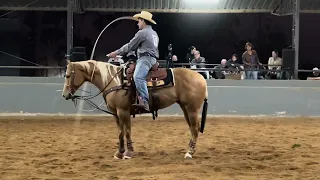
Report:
0,116,319,179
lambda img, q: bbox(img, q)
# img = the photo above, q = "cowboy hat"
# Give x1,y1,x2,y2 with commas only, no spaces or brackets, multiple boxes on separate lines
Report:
133,11,156,25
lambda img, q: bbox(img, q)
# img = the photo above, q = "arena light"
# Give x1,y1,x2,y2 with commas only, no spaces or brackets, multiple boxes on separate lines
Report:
198,0,220,3
184,0,220,5
183,0,220,9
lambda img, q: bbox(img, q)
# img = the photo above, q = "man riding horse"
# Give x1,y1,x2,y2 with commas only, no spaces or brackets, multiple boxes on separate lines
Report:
62,12,208,159
107,11,159,112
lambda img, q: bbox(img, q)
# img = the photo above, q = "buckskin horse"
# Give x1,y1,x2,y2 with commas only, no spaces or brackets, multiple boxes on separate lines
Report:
62,59,208,159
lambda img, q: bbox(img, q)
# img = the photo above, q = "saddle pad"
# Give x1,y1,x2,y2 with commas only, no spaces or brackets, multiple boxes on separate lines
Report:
147,69,174,88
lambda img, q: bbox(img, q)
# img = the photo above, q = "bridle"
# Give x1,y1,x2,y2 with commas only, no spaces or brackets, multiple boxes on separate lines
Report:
64,64,77,97
64,62,96,98
64,61,129,115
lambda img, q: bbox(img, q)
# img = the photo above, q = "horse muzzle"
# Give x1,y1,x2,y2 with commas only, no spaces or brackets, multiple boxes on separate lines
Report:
63,93,72,100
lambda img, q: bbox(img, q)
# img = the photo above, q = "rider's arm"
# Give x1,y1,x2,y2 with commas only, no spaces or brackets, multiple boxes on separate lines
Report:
115,30,145,55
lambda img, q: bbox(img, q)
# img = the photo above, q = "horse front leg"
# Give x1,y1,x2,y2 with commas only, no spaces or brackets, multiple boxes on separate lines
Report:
118,110,134,159
113,115,125,159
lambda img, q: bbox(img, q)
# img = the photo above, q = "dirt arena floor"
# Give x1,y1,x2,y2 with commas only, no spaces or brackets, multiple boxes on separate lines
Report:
0,115,319,180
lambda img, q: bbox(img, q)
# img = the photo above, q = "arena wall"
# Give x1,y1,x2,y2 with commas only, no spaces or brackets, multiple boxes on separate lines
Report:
1,77,320,117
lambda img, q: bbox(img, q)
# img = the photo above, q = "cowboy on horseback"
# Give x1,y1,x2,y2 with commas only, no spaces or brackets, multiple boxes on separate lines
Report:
107,11,159,112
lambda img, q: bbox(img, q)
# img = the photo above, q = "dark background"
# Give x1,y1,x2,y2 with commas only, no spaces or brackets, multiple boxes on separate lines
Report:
0,11,319,78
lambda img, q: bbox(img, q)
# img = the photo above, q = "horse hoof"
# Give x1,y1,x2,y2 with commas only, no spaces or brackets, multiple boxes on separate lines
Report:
122,150,134,159
184,152,193,159
113,151,124,160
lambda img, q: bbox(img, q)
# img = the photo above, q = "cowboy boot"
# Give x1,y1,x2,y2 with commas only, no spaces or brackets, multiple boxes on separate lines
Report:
138,96,150,112
143,100,150,112
132,96,150,113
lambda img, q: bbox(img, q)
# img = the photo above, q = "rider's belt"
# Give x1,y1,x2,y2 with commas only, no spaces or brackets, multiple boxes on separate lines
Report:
139,52,156,58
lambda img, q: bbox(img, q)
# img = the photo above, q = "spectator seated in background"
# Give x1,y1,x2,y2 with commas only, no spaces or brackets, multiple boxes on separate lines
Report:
190,50,206,69
171,55,178,67
190,50,207,79
266,50,282,79
165,54,178,68
212,59,227,79
225,54,246,79
307,67,320,80
226,54,242,72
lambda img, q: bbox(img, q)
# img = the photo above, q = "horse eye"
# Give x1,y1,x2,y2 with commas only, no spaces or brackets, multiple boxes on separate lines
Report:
65,75,70,78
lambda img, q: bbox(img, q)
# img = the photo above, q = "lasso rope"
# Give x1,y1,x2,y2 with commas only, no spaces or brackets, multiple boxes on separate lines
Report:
76,16,136,114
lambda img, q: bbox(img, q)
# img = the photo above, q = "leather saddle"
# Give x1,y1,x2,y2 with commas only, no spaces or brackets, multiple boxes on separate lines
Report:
126,62,168,82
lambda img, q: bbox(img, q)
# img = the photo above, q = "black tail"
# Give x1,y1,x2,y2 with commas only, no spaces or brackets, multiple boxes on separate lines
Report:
200,98,208,133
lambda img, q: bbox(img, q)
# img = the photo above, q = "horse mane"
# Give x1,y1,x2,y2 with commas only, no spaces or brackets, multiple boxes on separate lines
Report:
73,60,122,86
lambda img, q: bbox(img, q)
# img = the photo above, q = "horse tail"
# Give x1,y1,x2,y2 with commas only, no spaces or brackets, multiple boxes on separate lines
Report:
200,97,208,134
205,87,208,99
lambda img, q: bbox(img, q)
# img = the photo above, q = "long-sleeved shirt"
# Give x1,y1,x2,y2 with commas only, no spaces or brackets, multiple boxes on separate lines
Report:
242,50,260,69
191,57,206,68
268,57,282,70
115,25,159,59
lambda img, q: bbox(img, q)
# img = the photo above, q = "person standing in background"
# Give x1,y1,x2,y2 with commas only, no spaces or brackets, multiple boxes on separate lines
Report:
242,42,262,80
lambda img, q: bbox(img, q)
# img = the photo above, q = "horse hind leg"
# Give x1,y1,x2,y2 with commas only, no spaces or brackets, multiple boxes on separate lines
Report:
184,110,200,159
178,103,190,127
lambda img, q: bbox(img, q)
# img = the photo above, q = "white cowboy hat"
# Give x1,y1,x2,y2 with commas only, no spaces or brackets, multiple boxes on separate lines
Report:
133,11,156,25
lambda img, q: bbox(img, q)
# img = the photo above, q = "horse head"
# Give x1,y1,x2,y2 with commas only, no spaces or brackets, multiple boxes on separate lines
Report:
62,60,97,100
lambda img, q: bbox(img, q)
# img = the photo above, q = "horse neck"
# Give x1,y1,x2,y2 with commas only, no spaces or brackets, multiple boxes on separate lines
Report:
90,64,122,92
